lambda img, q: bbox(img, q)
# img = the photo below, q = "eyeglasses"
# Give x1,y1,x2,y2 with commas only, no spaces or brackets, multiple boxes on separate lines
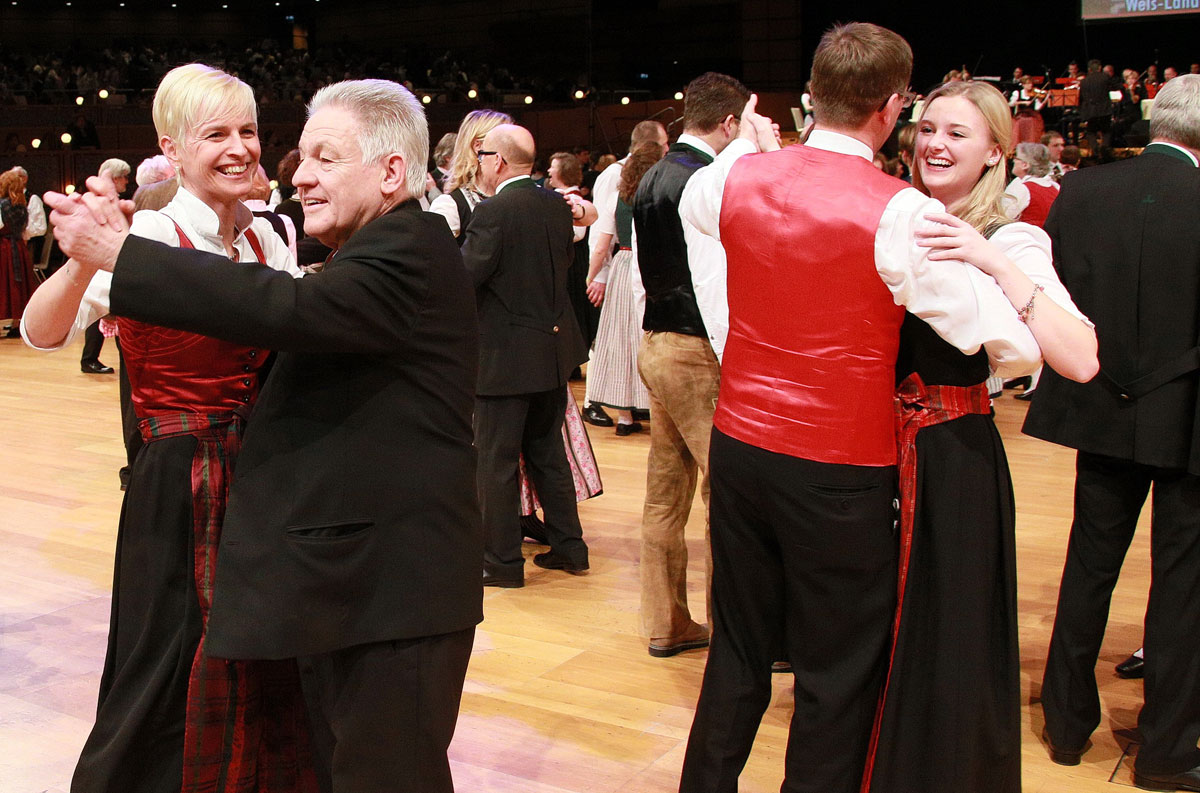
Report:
476,150,498,163
879,89,918,112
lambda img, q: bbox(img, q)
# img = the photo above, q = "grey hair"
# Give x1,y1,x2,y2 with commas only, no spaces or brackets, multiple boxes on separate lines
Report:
98,158,131,179
1015,142,1051,177
308,79,429,200
1150,74,1200,151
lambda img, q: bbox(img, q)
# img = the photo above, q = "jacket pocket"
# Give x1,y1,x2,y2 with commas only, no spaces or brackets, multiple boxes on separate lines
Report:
285,520,374,541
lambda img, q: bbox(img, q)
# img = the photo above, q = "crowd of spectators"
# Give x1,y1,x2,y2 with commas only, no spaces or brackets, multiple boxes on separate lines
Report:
0,40,563,106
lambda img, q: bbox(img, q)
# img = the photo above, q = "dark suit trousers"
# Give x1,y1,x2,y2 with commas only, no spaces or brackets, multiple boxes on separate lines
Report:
679,429,898,793
81,319,106,365
1042,451,1200,775
297,627,475,793
475,386,588,572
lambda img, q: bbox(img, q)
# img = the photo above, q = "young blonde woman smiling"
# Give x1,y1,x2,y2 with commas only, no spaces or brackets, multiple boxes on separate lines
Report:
862,79,1097,793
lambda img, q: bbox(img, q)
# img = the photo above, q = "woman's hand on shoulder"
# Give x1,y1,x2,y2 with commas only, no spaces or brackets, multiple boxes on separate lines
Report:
915,212,1009,278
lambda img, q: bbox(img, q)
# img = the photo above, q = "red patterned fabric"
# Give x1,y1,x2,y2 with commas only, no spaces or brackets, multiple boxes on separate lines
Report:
860,373,992,792
518,394,604,514
715,145,907,466
141,412,318,793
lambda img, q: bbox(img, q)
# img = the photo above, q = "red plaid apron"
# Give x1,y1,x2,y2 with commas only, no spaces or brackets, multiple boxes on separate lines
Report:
860,372,991,792
140,414,317,793
136,219,318,793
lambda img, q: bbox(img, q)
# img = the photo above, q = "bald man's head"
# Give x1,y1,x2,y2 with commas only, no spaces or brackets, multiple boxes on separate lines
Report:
485,124,536,170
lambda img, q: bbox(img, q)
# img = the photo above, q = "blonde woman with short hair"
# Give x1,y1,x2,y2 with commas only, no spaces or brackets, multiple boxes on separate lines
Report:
21,63,313,793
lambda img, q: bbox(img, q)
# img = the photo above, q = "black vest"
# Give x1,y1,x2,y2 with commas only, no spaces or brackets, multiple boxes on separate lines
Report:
632,143,712,337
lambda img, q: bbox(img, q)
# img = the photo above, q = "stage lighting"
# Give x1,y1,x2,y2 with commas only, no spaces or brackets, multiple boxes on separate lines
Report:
621,96,631,105
467,88,478,99
31,138,41,149
574,89,585,100
75,96,84,106
524,95,533,105
99,89,110,99
269,180,279,190
674,91,684,100
65,184,76,194
422,95,432,104
61,133,72,144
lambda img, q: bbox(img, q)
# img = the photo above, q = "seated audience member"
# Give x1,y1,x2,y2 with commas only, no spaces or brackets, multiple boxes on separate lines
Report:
1042,131,1066,180
1005,142,1060,227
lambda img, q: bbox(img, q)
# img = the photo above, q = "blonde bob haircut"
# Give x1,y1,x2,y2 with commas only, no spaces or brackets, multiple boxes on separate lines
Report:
308,79,429,201
152,63,257,145
912,80,1014,236
445,108,513,193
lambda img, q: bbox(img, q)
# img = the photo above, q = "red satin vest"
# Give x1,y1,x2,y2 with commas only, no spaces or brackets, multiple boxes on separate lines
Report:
1019,181,1059,228
117,224,271,417
715,145,907,466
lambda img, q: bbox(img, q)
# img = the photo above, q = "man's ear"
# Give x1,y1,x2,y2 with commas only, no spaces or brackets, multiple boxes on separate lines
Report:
380,153,407,197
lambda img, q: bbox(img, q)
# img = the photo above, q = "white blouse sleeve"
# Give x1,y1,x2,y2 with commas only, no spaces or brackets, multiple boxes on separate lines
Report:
875,188,1042,377
1003,179,1029,220
22,209,178,351
990,222,1092,327
427,192,461,238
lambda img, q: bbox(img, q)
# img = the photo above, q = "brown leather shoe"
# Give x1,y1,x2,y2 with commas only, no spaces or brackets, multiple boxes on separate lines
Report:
649,622,709,658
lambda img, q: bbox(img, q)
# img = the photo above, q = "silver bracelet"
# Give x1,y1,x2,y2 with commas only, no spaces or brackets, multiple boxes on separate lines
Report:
1017,284,1044,323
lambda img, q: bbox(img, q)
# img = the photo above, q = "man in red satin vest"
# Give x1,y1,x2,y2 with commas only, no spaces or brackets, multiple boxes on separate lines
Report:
675,23,1040,793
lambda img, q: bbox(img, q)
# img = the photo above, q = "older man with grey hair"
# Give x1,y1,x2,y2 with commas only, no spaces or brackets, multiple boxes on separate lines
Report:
1027,73,1200,791
46,79,481,793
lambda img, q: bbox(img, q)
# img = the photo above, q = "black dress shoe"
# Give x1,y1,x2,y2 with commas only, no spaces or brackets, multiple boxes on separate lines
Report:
614,421,643,437
1014,389,1036,401
1042,727,1087,766
1116,652,1145,679
1004,376,1032,390
482,568,523,588
582,404,614,427
632,408,650,421
1133,764,1200,791
532,551,589,575
118,466,130,492
81,360,115,374
4,326,19,338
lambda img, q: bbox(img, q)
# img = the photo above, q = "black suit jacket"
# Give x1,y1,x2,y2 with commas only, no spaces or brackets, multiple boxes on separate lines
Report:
1023,145,1200,474
109,200,484,659
461,177,586,396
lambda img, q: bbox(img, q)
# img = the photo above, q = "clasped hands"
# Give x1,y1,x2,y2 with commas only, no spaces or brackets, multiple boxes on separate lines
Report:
44,175,134,274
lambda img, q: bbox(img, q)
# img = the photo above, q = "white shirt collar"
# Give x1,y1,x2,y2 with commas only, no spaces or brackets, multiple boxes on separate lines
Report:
1152,140,1200,167
165,186,256,244
496,174,532,193
803,129,875,163
676,133,716,159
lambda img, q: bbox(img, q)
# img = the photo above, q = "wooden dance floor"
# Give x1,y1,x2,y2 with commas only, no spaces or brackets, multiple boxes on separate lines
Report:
0,336,1153,792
